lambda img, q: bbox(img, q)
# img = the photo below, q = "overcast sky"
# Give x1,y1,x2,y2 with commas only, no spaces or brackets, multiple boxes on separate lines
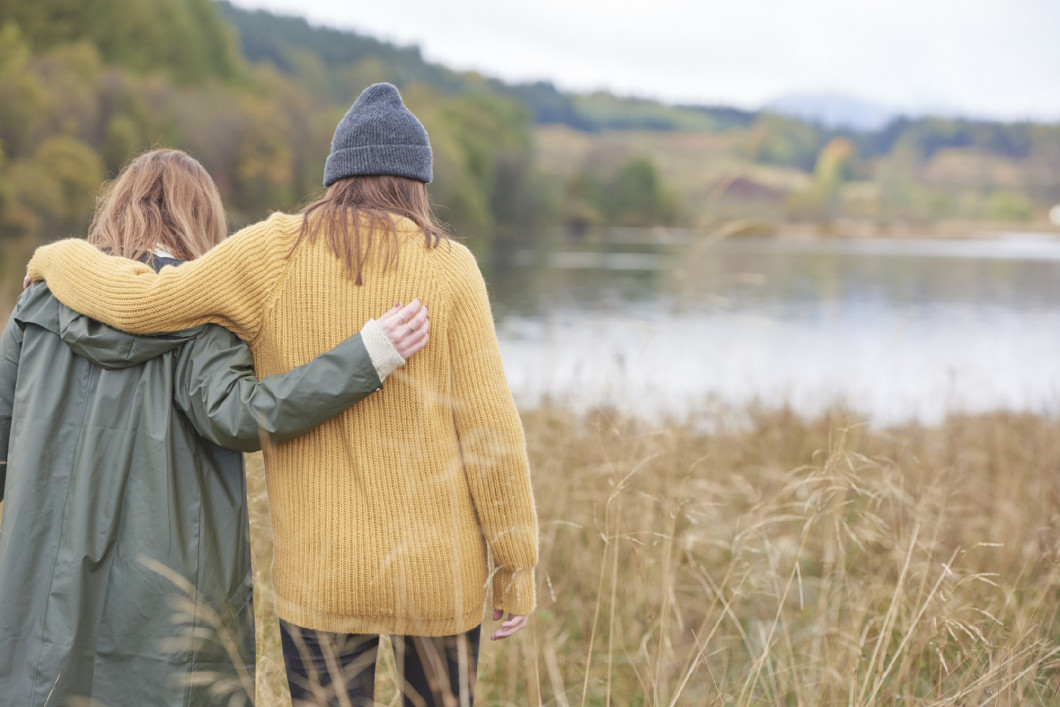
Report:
227,0,1060,122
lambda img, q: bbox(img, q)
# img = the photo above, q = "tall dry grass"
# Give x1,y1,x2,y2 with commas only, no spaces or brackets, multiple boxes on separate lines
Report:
245,405,1060,705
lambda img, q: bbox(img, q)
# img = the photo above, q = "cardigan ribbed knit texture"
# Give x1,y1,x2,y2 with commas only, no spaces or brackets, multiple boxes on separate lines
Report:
28,213,538,636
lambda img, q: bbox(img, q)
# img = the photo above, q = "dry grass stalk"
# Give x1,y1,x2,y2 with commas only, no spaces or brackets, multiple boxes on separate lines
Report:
237,405,1060,705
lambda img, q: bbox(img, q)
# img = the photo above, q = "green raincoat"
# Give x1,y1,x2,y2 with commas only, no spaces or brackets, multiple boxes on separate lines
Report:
0,282,383,706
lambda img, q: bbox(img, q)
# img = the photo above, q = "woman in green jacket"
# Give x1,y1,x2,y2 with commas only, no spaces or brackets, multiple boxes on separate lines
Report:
0,149,429,706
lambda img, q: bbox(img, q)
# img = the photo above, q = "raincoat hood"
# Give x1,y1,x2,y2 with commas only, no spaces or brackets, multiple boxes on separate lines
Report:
16,282,199,369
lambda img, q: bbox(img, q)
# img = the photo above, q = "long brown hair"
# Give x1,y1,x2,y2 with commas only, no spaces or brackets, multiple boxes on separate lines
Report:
295,175,450,285
88,149,227,261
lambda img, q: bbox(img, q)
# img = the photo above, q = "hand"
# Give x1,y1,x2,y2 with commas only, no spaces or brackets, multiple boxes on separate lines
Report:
23,274,31,290
376,299,429,360
490,609,527,641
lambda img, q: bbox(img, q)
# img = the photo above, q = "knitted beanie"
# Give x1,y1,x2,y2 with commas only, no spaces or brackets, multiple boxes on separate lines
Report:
323,83,433,186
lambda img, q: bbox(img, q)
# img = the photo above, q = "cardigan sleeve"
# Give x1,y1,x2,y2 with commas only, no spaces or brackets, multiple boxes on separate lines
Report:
442,243,539,615
25,213,298,342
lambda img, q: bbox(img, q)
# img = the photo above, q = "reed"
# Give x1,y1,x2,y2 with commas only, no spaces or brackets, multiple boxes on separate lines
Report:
242,404,1060,705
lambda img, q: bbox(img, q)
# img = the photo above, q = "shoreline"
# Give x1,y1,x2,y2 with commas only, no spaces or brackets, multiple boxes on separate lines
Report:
511,397,1060,435
533,221,1060,249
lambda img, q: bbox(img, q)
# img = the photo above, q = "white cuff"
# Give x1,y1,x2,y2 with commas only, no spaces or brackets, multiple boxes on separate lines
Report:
361,319,405,381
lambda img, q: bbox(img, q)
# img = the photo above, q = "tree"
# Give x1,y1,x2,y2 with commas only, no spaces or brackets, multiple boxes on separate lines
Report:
5,135,103,239
601,156,680,227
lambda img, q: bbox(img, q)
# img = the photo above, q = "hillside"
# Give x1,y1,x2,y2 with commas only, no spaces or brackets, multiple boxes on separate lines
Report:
0,0,1058,288
215,1,1060,232
0,0,556,260
217,2,757,134
0,0,240,82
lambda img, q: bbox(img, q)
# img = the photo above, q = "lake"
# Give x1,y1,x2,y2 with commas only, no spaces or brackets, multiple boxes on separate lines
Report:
485,230,1060,425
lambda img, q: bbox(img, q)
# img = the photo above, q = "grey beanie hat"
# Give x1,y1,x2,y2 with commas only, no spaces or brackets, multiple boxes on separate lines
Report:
323,83,433,186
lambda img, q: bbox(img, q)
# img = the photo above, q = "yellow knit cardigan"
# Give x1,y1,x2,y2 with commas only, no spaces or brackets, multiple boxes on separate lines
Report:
28,212,538,636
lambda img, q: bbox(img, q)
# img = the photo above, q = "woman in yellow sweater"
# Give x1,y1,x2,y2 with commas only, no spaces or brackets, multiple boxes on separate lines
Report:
27,84,538,706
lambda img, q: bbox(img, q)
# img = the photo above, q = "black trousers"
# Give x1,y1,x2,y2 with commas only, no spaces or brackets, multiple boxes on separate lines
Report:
280,619,482,707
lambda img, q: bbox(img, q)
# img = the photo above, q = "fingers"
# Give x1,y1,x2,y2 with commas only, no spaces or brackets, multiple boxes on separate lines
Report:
392,316,428,359
374,299,430,360
23,275,31,290
395,299,423,324
375,306,405,331
378,301,427,336
489,613,527,641
404,303,428,332
377,299,420,324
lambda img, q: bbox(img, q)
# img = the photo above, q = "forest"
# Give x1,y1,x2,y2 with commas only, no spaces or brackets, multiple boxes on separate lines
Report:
1,0,1058,280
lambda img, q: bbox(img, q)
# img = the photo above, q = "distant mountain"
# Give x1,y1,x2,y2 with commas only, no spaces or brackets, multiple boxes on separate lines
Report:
766,92,900,131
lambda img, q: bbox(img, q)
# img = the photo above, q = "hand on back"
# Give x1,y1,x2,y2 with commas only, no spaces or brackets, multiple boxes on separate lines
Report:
376,299,429,359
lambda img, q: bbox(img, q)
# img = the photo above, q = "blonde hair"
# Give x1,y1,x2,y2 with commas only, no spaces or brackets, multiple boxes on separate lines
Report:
88,149,227,262
295,175,450,285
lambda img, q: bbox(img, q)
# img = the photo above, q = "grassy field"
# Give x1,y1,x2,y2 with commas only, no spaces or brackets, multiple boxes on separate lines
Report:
243,404,1060,705
533,126,811,229
532,125,1060,234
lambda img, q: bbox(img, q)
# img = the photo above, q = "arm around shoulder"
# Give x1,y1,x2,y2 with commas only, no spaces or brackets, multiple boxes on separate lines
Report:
173,325,384,453
25,214,300,340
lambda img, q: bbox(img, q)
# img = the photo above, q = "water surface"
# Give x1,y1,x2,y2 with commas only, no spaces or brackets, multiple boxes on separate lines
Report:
487,231,1060,424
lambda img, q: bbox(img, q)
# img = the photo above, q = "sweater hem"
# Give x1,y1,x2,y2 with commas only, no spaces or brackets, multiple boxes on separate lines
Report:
274,594,484,637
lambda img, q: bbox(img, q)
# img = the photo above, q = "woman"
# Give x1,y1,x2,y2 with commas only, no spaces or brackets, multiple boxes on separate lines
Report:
26,85,539,705
1,148,429,706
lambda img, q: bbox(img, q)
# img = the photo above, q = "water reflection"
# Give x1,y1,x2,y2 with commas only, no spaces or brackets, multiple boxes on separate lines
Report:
487,232,1060,424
